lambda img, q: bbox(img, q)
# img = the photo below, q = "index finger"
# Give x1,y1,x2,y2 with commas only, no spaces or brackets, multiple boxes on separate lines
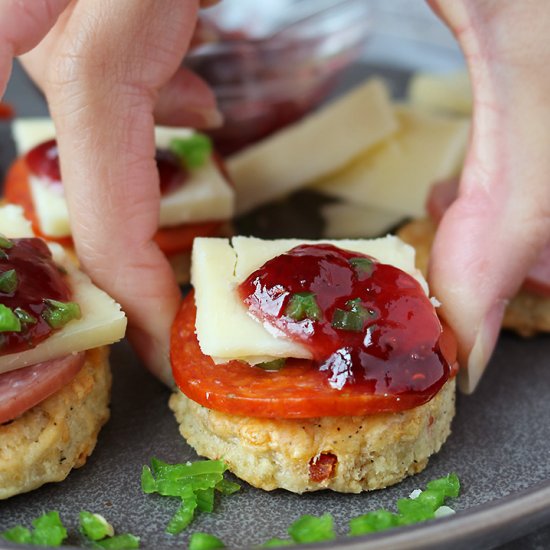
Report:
44,0,200,384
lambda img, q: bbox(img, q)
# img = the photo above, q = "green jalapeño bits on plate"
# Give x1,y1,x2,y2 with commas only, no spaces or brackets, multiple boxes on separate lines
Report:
42,299,81,329
257,358,286,371
141,458,240,535
332,298,375,332
287,514,336,544
188,532,226,550
93,533,140,549
262,538,294,548
1,511,68,547
14,307,37,325
0,234,13,250
349,473,461,537
79,511,139,549
285,292,322,322
170,133,213,170
0,269,18,293
0,304,21,332
349,510,399,536
79,511,115,541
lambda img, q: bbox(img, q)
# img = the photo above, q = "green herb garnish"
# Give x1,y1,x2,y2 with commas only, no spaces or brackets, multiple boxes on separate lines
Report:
0,234,13,250
288,514,335,544
79,511,114,541
1,511,68,547
0,269,17,293
0,304,21,332
14,307,37,325
141,458,240,535
257,358,286,371
349,257,374,276
349,509,399,536
349,473,460,536
262,538,294,547
170,134,213,170
331,298,375,332
93,533,140,549
42,299,81,329
188,532,225,550
285,292,322,322
78,511,139,548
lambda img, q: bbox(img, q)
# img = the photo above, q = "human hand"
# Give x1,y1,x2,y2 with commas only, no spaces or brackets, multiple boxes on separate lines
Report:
428,0,550,392
0,0,222,385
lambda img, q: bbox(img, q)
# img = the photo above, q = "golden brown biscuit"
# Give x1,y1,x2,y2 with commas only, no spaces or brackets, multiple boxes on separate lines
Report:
397,219,550,337
0,347,111,499
169,378,455,494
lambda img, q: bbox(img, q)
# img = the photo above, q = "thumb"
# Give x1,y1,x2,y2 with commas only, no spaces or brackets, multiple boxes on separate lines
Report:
428,0,550,392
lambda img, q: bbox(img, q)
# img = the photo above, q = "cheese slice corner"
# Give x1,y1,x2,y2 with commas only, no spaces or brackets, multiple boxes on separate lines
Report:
0,205,34,237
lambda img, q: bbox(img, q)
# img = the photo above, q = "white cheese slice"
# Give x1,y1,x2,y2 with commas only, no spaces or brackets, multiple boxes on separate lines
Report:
12,118,56,154
227,78,399,216
0,243,127,374
314,105,470,218
191,236,427,365
29,176,71,237
321,202,405,239
159,161,234,227
408,70,472,116
0,205,33,237
11,120,234,236
0,205,127,374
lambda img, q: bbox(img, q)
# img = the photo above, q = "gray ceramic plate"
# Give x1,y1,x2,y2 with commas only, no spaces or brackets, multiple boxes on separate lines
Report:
2,61,550,550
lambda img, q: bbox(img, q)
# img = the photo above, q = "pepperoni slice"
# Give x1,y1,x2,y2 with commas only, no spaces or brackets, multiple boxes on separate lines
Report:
0,352,85,424
153,221,224,255
0,103,13,120
170,292,458,419
4,158,224,255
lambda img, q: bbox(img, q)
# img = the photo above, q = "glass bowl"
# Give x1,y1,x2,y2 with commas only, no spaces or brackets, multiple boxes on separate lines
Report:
185,0,373,155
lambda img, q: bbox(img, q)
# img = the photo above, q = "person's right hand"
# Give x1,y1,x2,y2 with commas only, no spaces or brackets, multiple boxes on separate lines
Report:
0,0,222,385
428,0,550,392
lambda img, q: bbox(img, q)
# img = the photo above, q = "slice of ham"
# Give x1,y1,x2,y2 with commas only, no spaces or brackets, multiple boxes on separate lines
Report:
0,352,86,424
427,178,550,297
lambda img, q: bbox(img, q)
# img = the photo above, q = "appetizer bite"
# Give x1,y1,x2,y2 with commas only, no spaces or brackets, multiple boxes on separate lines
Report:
169,236,457,493
5,119,234,283
0,205,126,499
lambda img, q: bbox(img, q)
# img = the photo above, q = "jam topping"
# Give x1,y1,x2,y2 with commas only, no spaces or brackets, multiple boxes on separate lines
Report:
0,238,72,354
25,139,189,196
238,244,451,397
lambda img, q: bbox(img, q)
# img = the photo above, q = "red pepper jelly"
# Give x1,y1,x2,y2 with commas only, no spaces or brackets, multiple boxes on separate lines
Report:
25,139,189,196
0,238,71,354
238,244,452,398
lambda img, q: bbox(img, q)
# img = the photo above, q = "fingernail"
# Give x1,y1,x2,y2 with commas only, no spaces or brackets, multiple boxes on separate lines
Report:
459,300,507,393
128,327,174,388
190,107,224,129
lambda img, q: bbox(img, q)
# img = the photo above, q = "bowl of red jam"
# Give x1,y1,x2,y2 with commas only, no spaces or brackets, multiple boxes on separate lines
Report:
186,0,373,156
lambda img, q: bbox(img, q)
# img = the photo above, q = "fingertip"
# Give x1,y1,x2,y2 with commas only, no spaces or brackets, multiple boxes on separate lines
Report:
128,325,176,388
154,67,222,129
458,299,507,393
